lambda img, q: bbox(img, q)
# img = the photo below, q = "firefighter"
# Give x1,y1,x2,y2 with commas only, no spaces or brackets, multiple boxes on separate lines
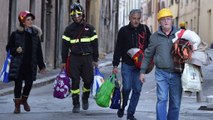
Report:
61,3,99,113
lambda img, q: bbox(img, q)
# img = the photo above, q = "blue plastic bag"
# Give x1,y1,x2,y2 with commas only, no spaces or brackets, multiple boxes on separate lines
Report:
91,67,104,97
0,51,11,83
110,80,122,109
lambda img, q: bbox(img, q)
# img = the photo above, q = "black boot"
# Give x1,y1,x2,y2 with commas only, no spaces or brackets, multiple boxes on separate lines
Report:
82,92,90,110
21,95,30,112
72,94,80,113
13,98,22,114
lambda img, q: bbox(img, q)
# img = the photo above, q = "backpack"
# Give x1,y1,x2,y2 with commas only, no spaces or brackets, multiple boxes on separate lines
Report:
53,70,71,99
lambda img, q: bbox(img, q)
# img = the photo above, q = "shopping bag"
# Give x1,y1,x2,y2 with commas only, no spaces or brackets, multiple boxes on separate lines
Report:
0,51,11,83
95,74,116,107
91,67,104,98
110,80,123,109
181,63,202,92
53,69,71,99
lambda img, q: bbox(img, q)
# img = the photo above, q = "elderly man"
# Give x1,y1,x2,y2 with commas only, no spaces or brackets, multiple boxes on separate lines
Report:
139,8,182,120
112,9,151,120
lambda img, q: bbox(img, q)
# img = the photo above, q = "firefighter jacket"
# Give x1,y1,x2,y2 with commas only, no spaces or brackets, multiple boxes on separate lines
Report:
113,23,151,67
62,22,99,63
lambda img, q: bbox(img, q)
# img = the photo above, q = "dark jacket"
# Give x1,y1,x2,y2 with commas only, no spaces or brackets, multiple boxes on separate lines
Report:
61,22,99,63
6,25,46,81
113,23,151,66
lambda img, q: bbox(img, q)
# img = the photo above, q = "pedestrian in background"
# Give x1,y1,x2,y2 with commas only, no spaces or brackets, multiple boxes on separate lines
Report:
179,21,186,29
139,8,182,120
6,11,46,114
61,3,99,113
112,9,151,120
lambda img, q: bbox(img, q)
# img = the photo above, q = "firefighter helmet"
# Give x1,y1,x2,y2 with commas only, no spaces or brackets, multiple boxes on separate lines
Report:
70,3,84,17
157,8,173,21
18,11,35,24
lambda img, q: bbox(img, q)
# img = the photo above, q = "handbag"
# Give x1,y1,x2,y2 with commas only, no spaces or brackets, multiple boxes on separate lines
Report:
53,69,71,99
0,50,11,83
181,63,202,92
95,74,116,107
91,67,104,98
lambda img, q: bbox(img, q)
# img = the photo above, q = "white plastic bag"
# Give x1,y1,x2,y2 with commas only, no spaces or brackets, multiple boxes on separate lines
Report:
92,67,104,98
181,63,202,92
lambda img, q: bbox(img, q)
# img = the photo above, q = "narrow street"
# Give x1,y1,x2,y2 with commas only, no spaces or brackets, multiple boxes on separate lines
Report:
0,64,213,120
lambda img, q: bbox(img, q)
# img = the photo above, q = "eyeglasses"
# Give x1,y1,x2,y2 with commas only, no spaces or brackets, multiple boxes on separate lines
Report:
160,17,172,22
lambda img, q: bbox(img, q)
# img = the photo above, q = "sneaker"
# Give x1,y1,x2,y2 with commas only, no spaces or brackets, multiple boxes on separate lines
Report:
82,99,89,110
72,104,80,113
127,116,137,120
117,109,124,118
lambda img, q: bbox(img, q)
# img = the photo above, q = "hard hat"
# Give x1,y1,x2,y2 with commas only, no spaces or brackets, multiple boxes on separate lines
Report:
18,11,35,24
157,8,173,21
179,21,186,28
70,3,84,17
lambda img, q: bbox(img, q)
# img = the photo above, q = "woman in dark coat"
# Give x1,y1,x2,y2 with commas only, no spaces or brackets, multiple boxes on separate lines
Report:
6,11,46,114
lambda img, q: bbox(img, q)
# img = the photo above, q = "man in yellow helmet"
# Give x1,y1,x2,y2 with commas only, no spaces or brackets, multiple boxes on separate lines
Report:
61,3,99,113
139,8,182,120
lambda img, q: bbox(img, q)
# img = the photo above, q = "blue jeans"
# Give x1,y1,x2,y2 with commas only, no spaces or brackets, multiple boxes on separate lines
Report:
121,63,142,118
155,68,182,120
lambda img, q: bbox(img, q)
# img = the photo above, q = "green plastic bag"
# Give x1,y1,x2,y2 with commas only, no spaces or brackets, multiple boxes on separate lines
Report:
95,74,116,107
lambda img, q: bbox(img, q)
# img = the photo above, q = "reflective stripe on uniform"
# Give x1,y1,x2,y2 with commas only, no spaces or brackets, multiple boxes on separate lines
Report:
71,89,80,94
63,34,98,44
62,35,70,41
83,87,90,93
90,35,98,41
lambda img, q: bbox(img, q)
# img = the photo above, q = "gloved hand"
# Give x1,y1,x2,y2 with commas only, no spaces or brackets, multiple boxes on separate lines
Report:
16,46,23,53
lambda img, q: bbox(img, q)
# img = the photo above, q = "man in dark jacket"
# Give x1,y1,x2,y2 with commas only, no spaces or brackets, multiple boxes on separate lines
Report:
112,9,151,120
6,11,46,114
61,3,99,113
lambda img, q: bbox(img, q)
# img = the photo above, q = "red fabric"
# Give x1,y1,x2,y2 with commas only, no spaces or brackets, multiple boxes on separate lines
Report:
66,56,71,76
132,50,144,69
132,49,154,73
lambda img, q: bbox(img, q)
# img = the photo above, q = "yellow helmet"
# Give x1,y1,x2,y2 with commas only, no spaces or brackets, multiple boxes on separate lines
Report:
179,21,186,28
157,8,173,21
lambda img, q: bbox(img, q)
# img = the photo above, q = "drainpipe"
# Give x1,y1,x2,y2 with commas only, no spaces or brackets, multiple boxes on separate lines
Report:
197,0,200,34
